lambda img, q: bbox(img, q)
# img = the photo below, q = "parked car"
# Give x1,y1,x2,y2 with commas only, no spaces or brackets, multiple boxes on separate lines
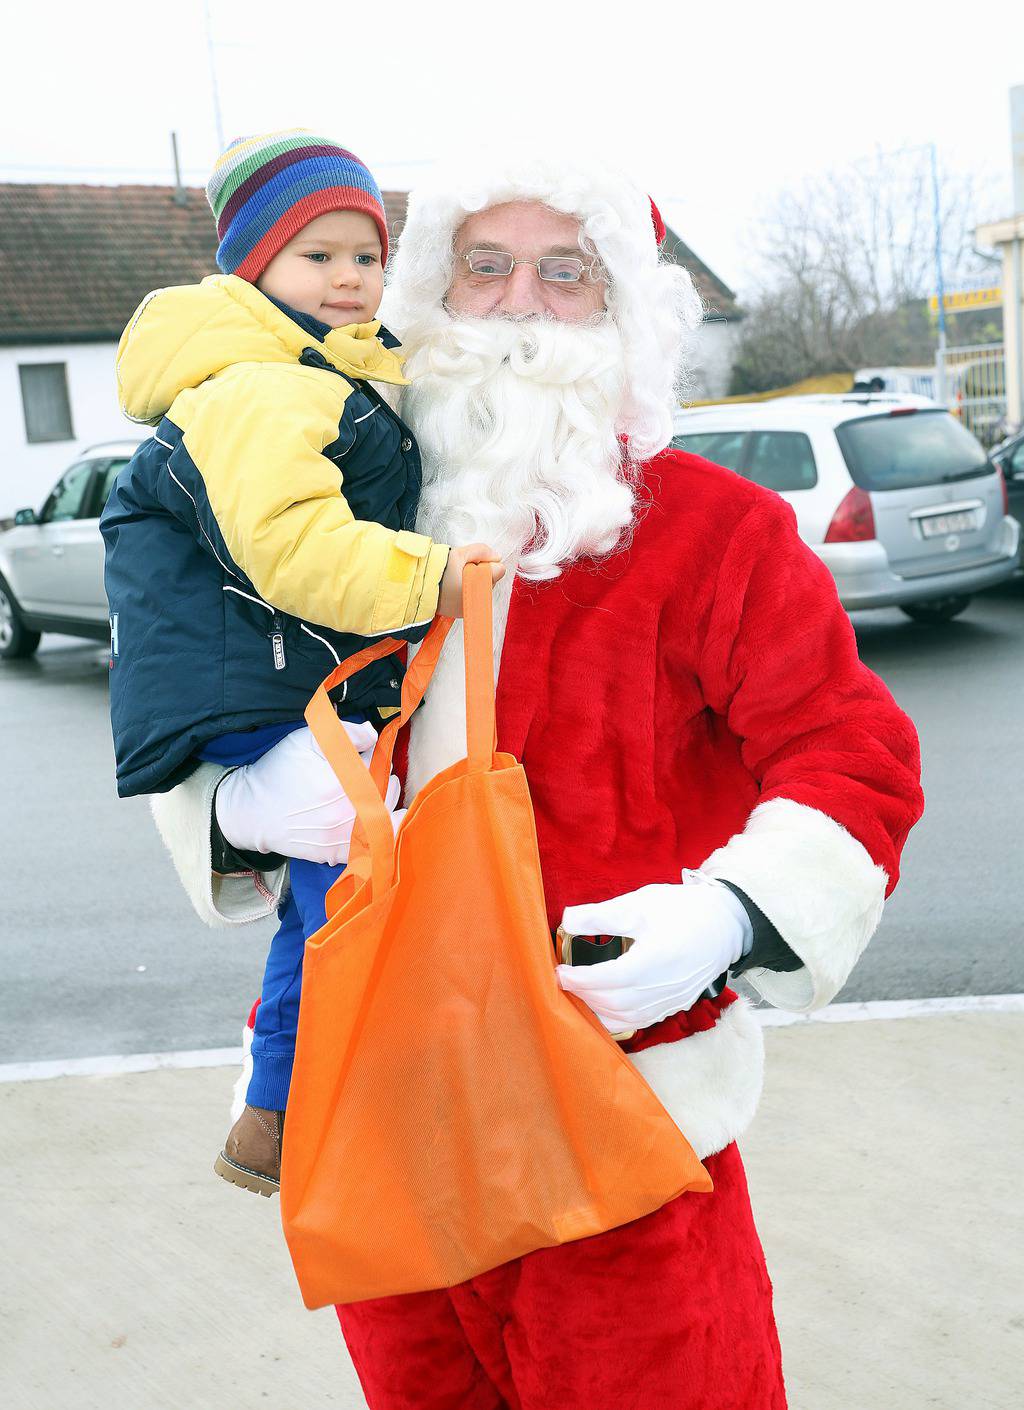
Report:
0,440,141,659
853,366,937,398
672,395,1020,623
991,428,1024,541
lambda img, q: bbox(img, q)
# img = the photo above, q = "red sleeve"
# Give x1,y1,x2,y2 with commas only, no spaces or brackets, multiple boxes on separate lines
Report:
696,493,923,893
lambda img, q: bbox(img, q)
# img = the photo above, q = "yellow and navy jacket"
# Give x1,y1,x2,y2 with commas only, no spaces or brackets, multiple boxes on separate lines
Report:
101,275,449,798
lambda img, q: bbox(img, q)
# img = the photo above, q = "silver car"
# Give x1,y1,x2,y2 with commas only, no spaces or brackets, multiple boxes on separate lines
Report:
672,395,1021,623
0,440,141,659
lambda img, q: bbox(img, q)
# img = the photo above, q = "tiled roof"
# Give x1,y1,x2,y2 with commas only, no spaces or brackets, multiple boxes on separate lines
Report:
662,226,738,318
0,183,737,343
0,184,218,343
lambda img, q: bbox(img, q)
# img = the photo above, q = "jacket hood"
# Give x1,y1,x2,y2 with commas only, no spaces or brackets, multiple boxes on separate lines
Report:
117,274,407,424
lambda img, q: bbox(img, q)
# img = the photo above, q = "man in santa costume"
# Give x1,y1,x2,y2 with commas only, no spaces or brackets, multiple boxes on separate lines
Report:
151,155,923,1408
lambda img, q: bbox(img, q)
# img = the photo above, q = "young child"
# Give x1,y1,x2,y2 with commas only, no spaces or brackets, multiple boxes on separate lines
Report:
101,130,501,1195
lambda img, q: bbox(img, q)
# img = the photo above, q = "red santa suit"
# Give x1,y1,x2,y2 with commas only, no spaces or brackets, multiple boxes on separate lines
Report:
334,446,921,1410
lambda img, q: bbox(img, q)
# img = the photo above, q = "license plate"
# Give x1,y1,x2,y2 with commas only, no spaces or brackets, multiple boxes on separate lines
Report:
919,510,977,537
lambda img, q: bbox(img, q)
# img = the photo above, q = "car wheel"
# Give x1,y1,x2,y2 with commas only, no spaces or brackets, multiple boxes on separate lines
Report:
0,574,42,659
900,596,971,625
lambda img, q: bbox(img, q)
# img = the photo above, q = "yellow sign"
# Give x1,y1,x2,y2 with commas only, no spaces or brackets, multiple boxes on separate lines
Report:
929,288,1002,313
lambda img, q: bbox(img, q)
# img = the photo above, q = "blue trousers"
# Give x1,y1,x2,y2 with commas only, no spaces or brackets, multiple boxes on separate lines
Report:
198,721,350,1111
246,855,344,1108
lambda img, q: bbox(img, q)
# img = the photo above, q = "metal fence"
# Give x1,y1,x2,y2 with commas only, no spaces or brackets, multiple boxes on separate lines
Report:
937,343,1007,446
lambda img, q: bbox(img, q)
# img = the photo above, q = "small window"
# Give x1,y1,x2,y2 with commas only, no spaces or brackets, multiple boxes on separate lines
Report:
40,461,95,523
745,431,818,491
19,363,74,443
672,431,747,472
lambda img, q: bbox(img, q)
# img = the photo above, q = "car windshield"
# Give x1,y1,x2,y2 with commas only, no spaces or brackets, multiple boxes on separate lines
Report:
835,410,991,492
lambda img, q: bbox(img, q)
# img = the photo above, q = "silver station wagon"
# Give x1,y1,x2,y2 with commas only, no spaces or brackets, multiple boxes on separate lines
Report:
672,395,1021,623
0,440,141,659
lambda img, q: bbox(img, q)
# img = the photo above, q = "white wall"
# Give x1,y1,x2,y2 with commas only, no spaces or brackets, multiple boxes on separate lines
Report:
0,341,137,518
688,319,740,402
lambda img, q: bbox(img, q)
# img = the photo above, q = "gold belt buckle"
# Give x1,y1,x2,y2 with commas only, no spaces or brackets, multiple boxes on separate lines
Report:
555,926,636,1043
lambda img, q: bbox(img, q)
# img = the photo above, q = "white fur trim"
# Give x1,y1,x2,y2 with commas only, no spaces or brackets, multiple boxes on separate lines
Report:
628,997,764,1160
700,798,889,1013
230,1018,254,1122
149,762,287,927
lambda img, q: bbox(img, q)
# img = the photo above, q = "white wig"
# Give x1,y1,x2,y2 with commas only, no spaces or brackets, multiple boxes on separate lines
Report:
383,154,706,462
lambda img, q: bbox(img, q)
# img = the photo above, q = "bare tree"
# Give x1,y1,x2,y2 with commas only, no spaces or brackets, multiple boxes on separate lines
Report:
729,153,992,394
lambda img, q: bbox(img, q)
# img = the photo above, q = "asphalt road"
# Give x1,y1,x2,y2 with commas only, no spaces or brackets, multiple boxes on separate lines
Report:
2,580,1021,1064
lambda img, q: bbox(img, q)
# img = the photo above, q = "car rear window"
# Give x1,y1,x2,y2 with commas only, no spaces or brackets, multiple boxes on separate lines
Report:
672,431,746,472
835,410,990,492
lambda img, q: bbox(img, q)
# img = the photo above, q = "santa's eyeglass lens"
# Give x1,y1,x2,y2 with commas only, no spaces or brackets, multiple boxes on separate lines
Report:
461,249,592,283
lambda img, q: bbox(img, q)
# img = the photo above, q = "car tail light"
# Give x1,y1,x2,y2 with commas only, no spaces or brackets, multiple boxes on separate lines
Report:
825,487,876,543
996,466,1009,515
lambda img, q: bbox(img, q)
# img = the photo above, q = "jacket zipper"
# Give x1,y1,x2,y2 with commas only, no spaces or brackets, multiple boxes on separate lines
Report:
269,613,287,671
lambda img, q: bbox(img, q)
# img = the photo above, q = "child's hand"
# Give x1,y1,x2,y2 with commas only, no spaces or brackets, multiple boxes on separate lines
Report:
437,543,505,619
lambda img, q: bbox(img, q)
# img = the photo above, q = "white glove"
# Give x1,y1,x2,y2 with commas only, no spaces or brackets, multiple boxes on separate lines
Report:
214,722,401,866
556,871,752,1033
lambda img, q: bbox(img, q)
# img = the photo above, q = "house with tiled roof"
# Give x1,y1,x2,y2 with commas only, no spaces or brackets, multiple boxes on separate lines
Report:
0,182,739,514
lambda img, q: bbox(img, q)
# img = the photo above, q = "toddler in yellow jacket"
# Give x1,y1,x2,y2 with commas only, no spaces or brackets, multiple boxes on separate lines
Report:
102,131,501,1194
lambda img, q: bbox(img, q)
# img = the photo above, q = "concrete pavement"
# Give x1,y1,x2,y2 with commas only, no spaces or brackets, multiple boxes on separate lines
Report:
5,1011,1022,1410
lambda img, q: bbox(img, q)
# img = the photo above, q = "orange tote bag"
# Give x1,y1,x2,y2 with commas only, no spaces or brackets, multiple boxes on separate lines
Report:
281,565,711,1309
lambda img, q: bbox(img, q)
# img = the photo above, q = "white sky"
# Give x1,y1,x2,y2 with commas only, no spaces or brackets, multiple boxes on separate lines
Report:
3,0,1021,298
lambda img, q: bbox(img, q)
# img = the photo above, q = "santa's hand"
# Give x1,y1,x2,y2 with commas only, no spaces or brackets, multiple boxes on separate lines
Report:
214,723,401,866
555,874,751,1032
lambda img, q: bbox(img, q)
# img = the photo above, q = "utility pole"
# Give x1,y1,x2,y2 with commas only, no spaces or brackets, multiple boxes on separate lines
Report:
170,132,189,206
930,142,948,402
204,0,225,150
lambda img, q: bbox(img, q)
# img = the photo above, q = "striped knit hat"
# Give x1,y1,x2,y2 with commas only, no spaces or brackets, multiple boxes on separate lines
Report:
206,130,389,282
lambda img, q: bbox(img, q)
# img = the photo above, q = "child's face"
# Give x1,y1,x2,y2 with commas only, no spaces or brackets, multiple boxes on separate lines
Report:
256,210,385,329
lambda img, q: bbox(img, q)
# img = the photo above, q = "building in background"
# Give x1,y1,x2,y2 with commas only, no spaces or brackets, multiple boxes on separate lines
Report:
975,85,1024,437
0,183,214,516
0,183,739,515
660,227,740,401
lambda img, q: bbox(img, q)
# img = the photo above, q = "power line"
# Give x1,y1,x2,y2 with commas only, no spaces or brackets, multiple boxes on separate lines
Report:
0,161,210,177
0,156,433,178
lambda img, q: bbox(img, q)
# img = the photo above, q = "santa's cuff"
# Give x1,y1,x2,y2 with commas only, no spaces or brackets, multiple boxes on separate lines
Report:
150,762,288,927
699,797,888,1012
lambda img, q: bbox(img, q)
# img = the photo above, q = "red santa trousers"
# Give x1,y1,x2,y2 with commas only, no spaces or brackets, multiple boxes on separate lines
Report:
336,1142,786,1410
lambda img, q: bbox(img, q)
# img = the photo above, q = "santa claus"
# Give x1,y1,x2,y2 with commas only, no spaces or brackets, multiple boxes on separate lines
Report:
151,155,923,1408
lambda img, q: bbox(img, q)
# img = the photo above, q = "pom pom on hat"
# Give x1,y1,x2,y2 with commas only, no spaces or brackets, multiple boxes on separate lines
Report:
206,129,389,282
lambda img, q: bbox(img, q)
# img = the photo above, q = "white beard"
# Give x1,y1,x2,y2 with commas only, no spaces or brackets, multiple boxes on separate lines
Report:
401,314,637,580
398,313,637,796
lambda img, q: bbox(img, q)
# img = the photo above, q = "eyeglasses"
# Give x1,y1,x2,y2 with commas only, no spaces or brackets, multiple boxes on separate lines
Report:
459,249,598,284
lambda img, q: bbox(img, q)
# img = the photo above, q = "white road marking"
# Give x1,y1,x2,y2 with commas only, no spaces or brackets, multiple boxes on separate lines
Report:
1,994,1021,1084
0,1047,243,1084
754,993,1024,1027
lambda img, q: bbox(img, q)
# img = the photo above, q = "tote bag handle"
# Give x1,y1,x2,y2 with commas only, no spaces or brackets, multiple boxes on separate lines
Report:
305,564,498,899
305,617,448,898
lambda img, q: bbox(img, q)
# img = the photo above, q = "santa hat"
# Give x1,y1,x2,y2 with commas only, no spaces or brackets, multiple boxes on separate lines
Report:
382,155,705,461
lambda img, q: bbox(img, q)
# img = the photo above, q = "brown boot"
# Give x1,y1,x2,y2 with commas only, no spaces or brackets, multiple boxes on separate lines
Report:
213,1105,283,1197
